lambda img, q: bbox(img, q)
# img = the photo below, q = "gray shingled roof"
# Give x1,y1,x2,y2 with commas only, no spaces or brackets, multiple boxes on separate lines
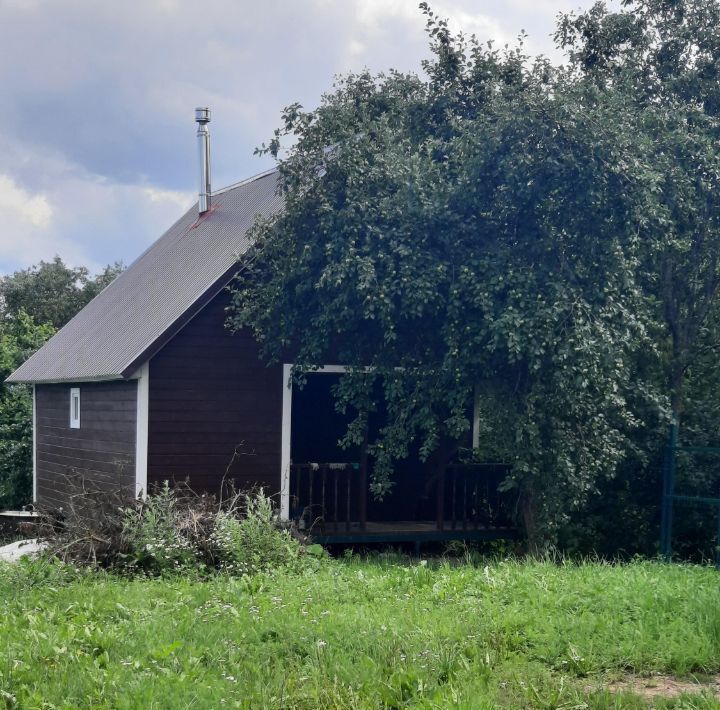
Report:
8,169,281,383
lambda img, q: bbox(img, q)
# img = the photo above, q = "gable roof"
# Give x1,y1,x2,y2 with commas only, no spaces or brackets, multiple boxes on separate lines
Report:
7,169,281,384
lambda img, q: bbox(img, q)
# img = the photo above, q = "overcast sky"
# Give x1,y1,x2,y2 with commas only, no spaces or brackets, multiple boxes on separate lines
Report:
0,0,599,275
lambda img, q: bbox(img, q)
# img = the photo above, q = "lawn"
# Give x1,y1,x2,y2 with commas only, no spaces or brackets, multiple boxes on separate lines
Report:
1,555,719,708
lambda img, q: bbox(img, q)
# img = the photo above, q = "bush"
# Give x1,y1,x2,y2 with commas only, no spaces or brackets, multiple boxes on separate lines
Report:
32,470,132,566
0,312,55,511
212,492,301,575
121,482,207,573
33,475,308,576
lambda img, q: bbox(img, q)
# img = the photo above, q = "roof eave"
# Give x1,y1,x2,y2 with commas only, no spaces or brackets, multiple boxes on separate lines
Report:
5,373,127,385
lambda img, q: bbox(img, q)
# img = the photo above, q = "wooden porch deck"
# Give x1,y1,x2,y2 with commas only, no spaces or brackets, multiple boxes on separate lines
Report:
307,520,517,545
291,461,517,545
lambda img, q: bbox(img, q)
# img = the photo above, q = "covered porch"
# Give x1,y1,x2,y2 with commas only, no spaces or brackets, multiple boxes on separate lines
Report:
280,366,517,545
290,462,517,544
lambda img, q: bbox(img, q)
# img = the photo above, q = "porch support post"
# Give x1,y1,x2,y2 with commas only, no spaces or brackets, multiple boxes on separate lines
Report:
32,384,37,503
134,362,149,499
280,364,293,521
358,425,369,531
436,460,446,531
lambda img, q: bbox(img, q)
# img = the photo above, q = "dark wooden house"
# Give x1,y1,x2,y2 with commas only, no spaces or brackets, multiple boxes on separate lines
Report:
9,117,514,545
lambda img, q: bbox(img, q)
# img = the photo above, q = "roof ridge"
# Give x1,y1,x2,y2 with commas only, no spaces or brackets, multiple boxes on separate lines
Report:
212,166,278,197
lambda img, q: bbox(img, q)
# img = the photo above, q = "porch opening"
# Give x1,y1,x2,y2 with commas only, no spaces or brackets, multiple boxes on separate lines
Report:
287,370,517,544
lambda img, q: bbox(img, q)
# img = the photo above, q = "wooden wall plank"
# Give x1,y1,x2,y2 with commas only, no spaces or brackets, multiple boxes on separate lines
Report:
35,381,137,509
148,291,283,497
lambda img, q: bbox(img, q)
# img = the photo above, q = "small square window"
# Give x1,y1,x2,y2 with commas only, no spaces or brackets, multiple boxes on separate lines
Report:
70,388,80,429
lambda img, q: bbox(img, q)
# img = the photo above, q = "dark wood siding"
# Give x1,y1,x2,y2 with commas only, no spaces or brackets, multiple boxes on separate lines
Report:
147,291,283,497
35,381,137,509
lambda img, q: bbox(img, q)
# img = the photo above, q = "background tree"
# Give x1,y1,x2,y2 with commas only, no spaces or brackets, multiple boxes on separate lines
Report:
0,256,123,330
0,258,123,510
0,312,54,509
557,0,720,428
547,0,720,556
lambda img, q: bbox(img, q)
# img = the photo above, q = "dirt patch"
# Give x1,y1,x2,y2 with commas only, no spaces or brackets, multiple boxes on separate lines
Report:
592,674,720,699
0,538,45,562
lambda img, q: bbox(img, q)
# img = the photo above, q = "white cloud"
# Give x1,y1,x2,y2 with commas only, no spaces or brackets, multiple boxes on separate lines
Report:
433,3,510,45
0,173,91,270
354,0,421,29
0,174,53,228
0,0,601,275
0,143,195,274
347,39,367,60
143,186,194,211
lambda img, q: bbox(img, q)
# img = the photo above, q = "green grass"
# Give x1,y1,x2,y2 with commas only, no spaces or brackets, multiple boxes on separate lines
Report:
1,556,719,708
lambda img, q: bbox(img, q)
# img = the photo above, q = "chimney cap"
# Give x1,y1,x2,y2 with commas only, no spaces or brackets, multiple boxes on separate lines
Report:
195,107,211,124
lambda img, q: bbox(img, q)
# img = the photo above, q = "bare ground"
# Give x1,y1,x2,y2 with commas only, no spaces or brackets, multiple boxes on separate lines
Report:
591,674,720,700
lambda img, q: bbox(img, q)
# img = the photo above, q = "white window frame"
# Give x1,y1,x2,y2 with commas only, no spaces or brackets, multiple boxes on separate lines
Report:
70,387,80,429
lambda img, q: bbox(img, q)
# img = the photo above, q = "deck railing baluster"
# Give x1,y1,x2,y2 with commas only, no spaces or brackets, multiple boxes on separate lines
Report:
451,467,457,531
333,468,339,534
474,478,479,530
437,463,445,531
321,465,327,530
485,478,490,526
346,467,351,532
462,472,468,531
308,466,314,524
294,463,301,520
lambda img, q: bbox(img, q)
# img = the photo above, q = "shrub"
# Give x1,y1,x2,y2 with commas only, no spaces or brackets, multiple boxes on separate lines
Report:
32,470,132,566
212,492,301,575
32,475,307,576
121,482,205,574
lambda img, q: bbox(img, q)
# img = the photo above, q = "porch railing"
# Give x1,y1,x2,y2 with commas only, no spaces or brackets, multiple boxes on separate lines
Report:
439,463,514,531
290,462,362,534
291,461,514,535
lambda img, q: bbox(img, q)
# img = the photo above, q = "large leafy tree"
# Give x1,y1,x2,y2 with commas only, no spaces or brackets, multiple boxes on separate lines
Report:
0,256,123,330
557,0,720,427
539,0,720,554
229,6,667,544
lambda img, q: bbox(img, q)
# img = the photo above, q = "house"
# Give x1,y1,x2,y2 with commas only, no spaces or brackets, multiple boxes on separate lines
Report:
8,109,514,545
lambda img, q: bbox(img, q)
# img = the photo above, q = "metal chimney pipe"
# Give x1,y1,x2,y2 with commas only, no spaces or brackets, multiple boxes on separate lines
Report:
195,107,211,214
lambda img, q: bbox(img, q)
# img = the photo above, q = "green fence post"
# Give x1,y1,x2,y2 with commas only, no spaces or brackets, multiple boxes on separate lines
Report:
716,505,720,571
660,418,678,560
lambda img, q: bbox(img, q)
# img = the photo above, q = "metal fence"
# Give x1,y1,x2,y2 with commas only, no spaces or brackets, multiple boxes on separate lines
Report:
660,420,720,567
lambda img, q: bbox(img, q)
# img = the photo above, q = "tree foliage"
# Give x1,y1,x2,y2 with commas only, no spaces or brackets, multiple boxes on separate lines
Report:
557,0,720,422
0,256,123,330
0,312,54,509
0,257,123,510
228,4,704,543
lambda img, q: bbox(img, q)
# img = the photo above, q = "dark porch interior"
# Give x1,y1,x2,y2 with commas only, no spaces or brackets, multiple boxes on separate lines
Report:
290,373,517,544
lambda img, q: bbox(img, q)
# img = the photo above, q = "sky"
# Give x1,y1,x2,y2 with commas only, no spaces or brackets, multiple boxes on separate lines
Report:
0,0,599,276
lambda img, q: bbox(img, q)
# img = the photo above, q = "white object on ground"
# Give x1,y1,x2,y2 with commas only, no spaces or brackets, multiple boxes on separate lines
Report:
0,539,46,563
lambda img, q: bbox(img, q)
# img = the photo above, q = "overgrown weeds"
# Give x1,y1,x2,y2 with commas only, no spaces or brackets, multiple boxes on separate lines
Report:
30,473,310,576
211,493,301,575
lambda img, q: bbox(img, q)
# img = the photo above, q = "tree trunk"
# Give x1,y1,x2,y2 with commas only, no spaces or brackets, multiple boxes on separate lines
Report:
669,362,684,430
667,296,687,429
520,484,541,555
